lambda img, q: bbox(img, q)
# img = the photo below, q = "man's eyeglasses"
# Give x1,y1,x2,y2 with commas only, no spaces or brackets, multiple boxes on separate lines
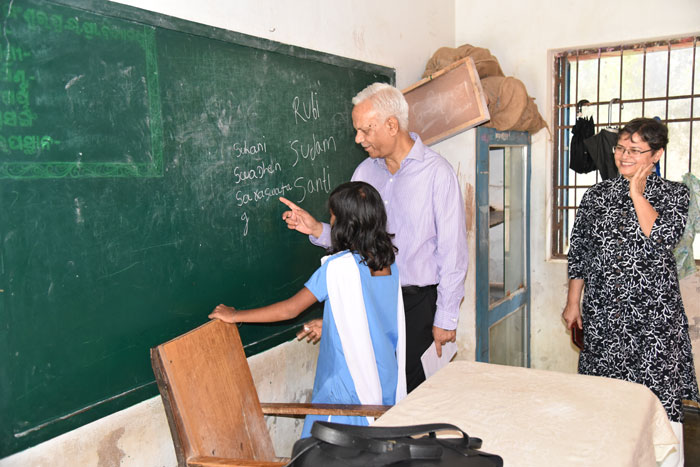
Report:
613,145,653,157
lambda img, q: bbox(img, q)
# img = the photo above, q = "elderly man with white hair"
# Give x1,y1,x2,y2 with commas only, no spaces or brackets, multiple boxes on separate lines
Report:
282,82,468,392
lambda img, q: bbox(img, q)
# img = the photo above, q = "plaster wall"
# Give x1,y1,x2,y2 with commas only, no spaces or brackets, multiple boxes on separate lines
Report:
433,129,478,362
455,0,700,373
108,0,455,90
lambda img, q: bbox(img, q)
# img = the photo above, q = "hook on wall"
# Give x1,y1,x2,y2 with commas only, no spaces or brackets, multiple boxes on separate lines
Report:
607,98,624,129
576,99,590,117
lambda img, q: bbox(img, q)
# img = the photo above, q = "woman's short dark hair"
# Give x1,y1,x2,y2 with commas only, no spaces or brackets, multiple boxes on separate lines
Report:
328,181,397,271
619,118,669,152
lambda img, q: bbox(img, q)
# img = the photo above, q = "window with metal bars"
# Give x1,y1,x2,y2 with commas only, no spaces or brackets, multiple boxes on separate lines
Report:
552,35,700,260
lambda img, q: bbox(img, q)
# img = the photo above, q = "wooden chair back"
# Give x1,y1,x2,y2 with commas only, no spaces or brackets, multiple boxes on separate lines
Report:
151,320,280,466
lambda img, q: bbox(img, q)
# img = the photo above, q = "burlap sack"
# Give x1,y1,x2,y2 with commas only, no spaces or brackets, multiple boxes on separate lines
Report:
481,76,527,130
422,44,547,134
481,76,546,133
423,44,504,79
515,97,547,134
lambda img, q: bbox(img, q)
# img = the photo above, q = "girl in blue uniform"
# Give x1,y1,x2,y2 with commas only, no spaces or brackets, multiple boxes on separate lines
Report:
209,181,406,437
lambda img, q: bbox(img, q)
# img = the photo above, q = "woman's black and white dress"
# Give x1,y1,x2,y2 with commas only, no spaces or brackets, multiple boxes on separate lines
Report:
568,173,699,422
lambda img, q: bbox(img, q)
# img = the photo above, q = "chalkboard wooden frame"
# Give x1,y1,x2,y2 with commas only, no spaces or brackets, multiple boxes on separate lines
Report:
0,0,394,457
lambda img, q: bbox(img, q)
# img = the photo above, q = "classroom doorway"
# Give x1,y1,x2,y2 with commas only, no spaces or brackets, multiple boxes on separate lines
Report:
475,128,531,366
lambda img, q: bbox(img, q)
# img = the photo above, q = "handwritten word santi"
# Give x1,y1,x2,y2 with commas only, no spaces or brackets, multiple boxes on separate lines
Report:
293,166,332,203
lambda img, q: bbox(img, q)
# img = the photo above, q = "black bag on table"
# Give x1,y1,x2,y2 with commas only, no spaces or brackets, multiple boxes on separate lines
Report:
285,421,503,466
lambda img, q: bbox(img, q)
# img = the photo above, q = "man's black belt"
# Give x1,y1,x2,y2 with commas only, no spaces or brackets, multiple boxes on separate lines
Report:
401,284,438,295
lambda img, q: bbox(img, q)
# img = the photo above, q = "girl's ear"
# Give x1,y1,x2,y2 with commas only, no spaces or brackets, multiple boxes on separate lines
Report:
652,149,663,164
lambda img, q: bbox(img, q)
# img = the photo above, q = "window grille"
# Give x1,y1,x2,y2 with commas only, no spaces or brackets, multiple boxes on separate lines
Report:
552,35,700,259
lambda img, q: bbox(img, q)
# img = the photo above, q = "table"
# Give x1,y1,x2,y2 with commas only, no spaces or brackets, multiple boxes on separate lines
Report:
373,361,677,466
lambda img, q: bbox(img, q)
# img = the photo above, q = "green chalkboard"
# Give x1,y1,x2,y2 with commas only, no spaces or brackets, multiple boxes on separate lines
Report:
0,0,393,456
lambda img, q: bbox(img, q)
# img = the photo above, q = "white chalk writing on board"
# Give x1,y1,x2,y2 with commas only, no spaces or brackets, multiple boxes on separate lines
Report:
229,90,338,237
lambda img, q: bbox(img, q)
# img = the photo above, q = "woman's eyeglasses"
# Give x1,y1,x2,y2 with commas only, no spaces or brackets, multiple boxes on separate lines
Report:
613,145,653,157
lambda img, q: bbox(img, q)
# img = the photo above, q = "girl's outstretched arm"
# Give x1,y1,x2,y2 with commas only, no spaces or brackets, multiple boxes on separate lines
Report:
209,287,317,324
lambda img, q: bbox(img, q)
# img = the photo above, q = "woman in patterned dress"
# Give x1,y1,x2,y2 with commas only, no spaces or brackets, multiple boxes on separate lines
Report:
562,118,699,466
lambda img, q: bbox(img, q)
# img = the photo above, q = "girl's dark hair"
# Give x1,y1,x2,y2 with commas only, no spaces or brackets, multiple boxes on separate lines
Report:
328,181,397,271
619,117,668,152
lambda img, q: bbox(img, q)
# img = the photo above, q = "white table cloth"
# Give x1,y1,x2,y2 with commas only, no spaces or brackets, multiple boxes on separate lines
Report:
373,361,677,466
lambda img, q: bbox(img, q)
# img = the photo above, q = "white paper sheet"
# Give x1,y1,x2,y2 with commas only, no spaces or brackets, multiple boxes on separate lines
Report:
420,341,457,379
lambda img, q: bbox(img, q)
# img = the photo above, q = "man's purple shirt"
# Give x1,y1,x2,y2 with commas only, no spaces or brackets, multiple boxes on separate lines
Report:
311,133,468,330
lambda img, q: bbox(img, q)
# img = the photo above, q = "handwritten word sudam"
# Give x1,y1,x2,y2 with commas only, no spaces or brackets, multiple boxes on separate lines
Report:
232,139,267,158
233,159,282,184
290,134,336,167
293,91,320,124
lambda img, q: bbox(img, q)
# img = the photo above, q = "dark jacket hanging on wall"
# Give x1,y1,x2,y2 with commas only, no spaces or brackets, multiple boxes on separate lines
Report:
583,129,619,180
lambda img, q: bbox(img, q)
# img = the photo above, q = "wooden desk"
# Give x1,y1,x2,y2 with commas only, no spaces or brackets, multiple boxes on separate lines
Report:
373,361,677,466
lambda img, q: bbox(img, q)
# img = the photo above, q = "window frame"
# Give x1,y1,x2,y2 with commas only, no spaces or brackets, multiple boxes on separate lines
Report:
551,35,700,259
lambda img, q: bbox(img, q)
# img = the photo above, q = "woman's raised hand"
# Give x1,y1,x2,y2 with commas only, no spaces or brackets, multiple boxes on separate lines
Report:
629,162,655,199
